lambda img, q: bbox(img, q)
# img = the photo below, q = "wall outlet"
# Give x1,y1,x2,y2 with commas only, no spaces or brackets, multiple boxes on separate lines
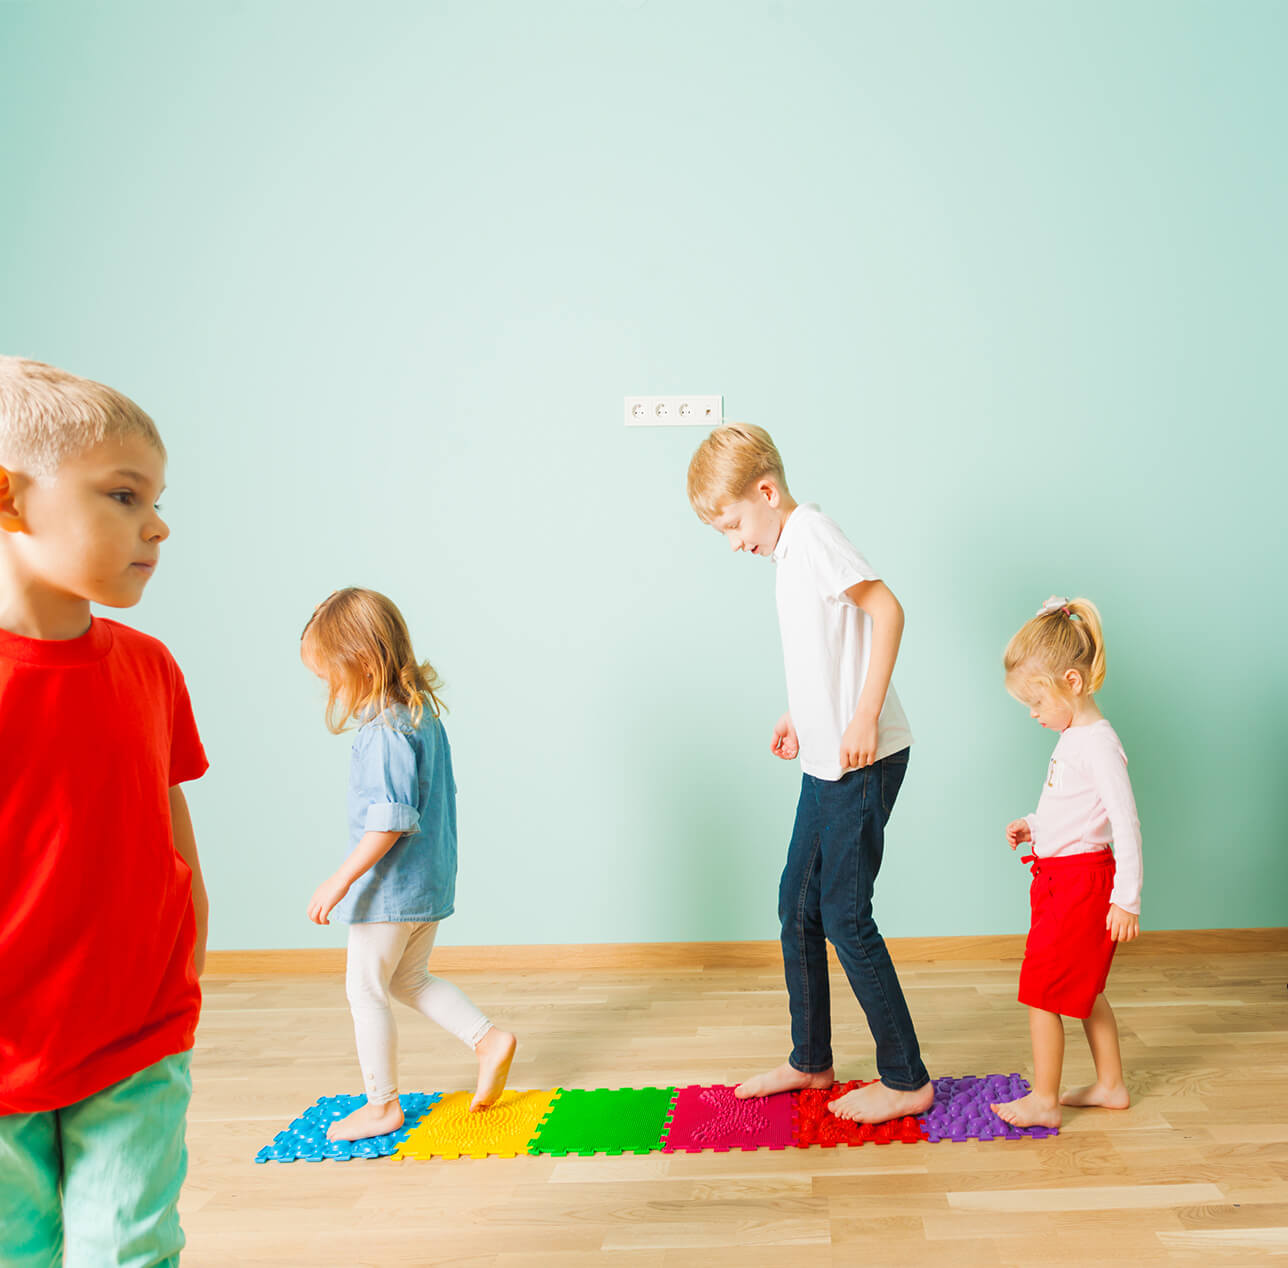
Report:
624,395,723,427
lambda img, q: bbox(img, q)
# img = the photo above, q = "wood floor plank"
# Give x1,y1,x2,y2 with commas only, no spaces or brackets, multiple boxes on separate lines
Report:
946,1182,1224,1212
1156,1226,1288,1253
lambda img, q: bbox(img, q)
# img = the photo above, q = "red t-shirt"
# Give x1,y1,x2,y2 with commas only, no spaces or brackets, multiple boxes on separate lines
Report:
0,616,209,1113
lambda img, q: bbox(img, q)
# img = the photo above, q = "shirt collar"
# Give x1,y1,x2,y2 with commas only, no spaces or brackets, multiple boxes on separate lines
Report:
771,503,818,562
0,615,113,666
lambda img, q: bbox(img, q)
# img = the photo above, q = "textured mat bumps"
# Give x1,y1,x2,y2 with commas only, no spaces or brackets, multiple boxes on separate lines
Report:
528,1086,677,1157
921,1073,1059,1141
661,1084,797,1153
394,1089,559,1160
255,1075,1055,1162
796,1080,928,1147
253,1092,440,1163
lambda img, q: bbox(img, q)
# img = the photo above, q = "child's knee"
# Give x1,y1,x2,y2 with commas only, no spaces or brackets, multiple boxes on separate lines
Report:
345,968,391,1009
389,970,431,1005
821,904,878,953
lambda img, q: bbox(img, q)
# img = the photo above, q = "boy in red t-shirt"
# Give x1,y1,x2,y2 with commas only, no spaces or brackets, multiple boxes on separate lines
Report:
0,356,210,1267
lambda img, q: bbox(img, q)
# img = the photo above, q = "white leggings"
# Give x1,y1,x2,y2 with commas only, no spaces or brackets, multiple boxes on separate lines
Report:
345,921,492,1105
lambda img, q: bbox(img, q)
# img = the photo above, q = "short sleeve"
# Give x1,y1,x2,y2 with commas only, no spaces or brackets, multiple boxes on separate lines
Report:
353,725,421,834
168,661,209,786
803,519,879,603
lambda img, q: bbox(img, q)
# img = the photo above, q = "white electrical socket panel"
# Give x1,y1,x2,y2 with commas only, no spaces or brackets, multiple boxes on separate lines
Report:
624,395,723,426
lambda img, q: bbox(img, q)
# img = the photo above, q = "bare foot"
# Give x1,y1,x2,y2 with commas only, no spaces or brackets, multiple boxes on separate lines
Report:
830,1081,935,1123
327,1097,404,1142
990,1091,1062,1129
470,1027,516,1111
734,1062,834,1100
1060,1081,1130,1109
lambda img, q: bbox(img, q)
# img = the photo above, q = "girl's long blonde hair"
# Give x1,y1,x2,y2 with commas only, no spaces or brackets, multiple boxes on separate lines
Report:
1004,596,1107,694
301,588,445,734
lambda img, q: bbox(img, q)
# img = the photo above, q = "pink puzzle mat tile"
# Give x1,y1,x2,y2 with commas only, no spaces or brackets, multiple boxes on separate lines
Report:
661,1083,797,1153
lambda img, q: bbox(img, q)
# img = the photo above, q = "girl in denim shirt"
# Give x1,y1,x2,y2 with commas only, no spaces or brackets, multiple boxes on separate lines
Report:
301,588,516,1142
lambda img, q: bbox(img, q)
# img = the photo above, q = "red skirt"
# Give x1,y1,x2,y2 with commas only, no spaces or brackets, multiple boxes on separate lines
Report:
1018,850,1117,1020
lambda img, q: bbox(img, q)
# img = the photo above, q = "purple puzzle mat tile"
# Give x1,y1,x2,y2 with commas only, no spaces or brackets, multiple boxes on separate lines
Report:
919,1074,1059,1141
662,1084,797,1153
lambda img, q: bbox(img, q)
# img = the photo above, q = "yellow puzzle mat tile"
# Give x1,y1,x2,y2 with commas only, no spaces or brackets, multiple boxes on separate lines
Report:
394,1089,559,1160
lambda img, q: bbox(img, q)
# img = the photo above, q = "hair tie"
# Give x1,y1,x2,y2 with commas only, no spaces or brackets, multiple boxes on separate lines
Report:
1037,595,1072,618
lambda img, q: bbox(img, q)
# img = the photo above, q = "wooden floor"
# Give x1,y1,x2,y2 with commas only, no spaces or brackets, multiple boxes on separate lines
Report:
183,942,1288,1266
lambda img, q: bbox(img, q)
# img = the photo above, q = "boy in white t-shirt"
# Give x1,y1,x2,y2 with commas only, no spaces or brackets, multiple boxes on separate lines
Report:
687,424,933,1124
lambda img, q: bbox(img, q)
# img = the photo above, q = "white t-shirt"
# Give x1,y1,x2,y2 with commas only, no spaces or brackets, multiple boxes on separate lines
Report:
772,504,913,781
1023,718,1143,914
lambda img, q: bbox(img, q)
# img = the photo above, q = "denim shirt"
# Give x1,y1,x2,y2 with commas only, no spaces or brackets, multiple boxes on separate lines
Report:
332,703,457,924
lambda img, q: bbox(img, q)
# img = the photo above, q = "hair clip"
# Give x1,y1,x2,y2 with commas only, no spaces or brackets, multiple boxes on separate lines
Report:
1037,595,1072,618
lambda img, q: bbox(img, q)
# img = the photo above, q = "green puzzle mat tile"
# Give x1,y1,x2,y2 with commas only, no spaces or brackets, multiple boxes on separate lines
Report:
394,1089,559,1160
528,1086,677,1157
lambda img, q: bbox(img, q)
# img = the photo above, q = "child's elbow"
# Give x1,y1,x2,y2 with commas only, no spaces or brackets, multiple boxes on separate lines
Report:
881,586,905,627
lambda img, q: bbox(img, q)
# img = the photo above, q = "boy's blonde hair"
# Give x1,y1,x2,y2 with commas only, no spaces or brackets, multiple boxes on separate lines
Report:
301,588,446,735
0,355,165,480
1004,597,1107,696
687,423,789,523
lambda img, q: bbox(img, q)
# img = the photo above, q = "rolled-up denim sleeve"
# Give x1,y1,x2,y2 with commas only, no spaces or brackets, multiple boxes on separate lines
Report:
353,726,421,834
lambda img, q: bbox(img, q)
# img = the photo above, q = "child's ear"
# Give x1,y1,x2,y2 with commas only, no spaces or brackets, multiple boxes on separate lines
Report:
1064,668,1085,696
0,466,26,534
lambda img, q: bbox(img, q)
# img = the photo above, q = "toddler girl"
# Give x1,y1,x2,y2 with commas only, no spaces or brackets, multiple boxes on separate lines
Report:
991,596,1142,1129
301,587,516,1142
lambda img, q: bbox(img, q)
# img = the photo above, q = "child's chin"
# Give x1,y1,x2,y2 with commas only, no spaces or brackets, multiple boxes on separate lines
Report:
92,588,146,609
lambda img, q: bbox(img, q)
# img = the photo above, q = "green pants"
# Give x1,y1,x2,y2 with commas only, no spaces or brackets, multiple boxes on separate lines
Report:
0,1051,191,1268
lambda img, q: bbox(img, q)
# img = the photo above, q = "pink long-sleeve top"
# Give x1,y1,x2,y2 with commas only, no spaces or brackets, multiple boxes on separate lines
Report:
1023,718,1143,914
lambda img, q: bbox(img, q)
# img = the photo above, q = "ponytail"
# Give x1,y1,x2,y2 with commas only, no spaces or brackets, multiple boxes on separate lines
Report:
1003,595,1107,693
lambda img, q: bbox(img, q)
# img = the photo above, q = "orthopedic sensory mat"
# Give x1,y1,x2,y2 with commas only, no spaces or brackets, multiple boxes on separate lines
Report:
254,1074,1056,1162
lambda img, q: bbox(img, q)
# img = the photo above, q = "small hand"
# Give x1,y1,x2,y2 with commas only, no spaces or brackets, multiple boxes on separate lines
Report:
308,874,352,926
1006,819,1032,850
1106,904,1139,942
771,713,799,760
839,713,878,772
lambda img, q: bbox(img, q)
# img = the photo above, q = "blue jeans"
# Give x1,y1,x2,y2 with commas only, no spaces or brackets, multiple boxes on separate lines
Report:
778,749,929,1090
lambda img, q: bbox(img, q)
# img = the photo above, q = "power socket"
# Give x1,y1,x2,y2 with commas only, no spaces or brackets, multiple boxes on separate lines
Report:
624,395,723,427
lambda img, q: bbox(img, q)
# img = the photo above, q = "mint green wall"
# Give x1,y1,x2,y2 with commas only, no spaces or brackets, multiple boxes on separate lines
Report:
3,2,1284,948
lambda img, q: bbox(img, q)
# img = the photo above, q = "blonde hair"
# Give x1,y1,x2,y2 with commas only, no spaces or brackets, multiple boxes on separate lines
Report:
687,423,789,523
1004,597,1107,696
301,588,446,734
0,355,165,480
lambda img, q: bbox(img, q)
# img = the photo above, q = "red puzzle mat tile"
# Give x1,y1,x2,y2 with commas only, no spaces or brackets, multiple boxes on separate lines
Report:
661,1084,797,1153
796,1079,928,1147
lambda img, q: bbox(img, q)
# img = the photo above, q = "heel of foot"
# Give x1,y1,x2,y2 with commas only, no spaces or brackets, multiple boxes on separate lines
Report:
1059,1083,1130,1109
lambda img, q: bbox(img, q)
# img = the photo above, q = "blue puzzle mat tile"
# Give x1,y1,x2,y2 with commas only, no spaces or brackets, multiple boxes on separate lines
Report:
254,1092,441,1163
